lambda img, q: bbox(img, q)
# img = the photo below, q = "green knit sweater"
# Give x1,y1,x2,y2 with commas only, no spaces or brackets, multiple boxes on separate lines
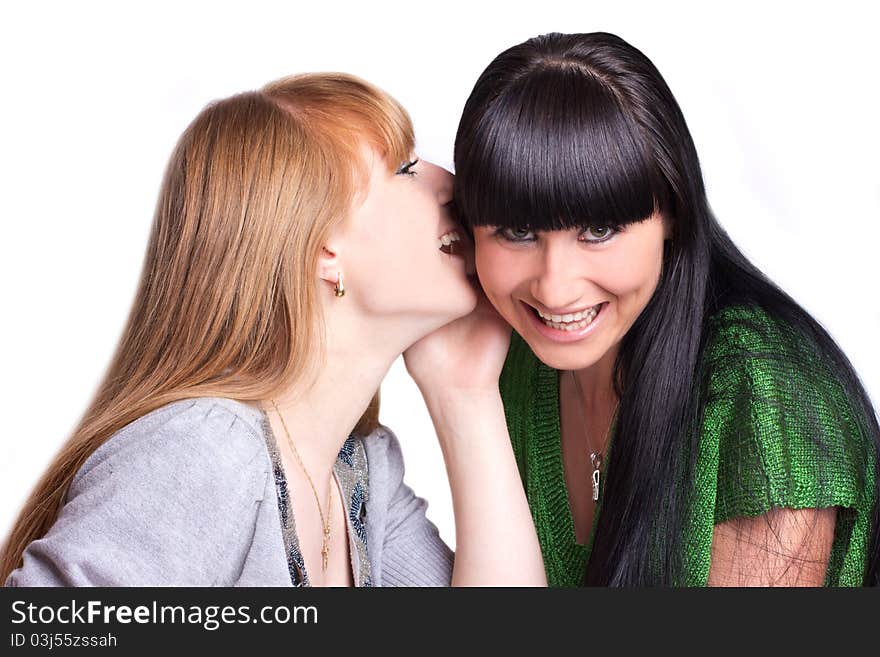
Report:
499,304,876,586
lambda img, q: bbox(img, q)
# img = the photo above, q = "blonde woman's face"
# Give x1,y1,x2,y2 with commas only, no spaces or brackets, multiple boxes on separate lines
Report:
472,215,668,371
339,148,477,326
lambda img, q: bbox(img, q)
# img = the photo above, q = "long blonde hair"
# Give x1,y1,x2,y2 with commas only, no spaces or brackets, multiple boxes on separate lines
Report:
1,73,414,582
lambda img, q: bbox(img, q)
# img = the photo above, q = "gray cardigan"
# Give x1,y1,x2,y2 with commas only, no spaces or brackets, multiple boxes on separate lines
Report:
5,397,454,587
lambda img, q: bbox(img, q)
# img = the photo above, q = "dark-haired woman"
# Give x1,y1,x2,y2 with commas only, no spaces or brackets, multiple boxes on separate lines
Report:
454,32,878,586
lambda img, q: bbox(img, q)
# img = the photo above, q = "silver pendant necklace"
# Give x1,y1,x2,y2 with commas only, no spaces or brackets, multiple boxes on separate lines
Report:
569,371,619,502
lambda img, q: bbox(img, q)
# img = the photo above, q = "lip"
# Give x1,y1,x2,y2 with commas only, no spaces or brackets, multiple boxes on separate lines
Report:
521,300,608,343
438,226,469,262
437,225,459,240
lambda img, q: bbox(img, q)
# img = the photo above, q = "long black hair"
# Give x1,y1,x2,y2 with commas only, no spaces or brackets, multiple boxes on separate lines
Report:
454,32,879,585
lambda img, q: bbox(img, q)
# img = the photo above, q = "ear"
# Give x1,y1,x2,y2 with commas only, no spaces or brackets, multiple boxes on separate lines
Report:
317,242,342,285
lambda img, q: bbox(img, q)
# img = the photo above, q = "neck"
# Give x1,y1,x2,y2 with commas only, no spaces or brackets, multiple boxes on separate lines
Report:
264,299,429,480
566,343,621,460
572,343,619,412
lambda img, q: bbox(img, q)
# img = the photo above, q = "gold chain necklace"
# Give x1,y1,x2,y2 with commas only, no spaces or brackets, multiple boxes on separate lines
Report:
269,400,332,572
569,371,619,502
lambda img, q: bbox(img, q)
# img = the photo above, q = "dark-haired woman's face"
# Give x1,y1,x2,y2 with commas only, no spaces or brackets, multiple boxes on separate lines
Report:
472,214,668,371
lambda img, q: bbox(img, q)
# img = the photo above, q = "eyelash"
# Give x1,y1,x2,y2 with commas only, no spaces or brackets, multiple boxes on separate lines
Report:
396,159,419,176
494,226,620,244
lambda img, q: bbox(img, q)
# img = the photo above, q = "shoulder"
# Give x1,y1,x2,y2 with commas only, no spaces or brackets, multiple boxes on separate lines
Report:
705,303,807,367
360,424,405,488
702,303,840,403
700,305,873,519
70,397,271,501
701,303,857,429
701,304,863,436
9,398,276,585
358,423,424,505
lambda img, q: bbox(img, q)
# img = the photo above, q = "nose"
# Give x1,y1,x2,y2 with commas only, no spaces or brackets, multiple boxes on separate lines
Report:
530,236,592,312
422,159,454,206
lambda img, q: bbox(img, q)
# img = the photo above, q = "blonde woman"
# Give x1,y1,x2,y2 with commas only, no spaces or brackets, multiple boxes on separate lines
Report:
2,74,545,587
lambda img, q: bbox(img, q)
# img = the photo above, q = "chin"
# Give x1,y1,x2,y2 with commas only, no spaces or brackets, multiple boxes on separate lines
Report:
529,342,605,371
444,285,479,319
411,286,477,325
510,319,607,370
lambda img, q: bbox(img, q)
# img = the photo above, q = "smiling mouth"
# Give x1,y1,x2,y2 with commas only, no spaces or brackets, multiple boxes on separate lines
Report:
438,229,462,255
525,301,605,331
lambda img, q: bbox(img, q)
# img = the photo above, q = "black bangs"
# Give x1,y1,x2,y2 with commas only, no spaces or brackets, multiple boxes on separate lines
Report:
455,64,667,232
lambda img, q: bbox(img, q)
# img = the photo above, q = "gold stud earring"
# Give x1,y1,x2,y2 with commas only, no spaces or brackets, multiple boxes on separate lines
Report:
334,272,345,298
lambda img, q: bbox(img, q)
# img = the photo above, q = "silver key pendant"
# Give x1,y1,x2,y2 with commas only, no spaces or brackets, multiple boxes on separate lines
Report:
590,451,603,502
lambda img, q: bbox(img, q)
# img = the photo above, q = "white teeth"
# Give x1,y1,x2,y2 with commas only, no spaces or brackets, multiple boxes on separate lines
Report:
437,230,461,250
536,304,602,330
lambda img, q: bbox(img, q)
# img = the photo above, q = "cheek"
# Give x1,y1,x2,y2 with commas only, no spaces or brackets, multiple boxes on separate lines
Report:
474,240,520,298
376,205,422,260
597,239,664,302
350,211,416,284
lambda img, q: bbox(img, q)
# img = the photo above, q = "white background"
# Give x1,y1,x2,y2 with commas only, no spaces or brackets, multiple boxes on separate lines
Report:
2,1,878,549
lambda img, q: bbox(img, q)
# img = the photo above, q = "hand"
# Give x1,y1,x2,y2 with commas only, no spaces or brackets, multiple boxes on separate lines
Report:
403,279,511,398
403,281,547,588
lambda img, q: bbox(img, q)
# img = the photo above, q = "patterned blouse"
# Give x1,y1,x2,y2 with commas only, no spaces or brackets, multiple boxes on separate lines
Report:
257,409,373,587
